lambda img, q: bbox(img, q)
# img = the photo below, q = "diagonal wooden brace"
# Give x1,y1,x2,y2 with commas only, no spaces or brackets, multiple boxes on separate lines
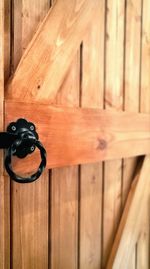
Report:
106,155,150,269
5,0,99,103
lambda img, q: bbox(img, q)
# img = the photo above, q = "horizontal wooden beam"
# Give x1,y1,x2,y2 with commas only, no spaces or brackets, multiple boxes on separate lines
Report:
106,155,150,269
5,0,99,103
4,101,150,174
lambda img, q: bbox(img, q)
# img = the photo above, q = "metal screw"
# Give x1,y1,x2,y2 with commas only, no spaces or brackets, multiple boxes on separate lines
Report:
30,125,35,131
30,146,35,152
11,125,16,131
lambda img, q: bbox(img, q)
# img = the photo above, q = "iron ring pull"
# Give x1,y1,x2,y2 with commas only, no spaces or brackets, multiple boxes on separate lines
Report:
1,118,47,183
5,136,46,183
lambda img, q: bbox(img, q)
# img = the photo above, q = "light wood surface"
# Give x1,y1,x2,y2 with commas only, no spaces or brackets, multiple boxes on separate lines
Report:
106,156,150,269
5,101,150,173
137,0,150,267
5,0,99,103
102,1,125,266
123,1,142,267
122,0,141,207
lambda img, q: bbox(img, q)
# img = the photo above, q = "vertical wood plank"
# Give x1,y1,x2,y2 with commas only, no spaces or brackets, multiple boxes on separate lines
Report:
51,12,80,267
4,0,11,81
0,1,5,268
123,0,142,206
11,1,50,268
137,206,149,269
3,1,11,268
0,1,10,268
102,1,125,267
51,164,79,269
50,4,79,269
137,0,150,267
79,1,104,268
123,0,142,268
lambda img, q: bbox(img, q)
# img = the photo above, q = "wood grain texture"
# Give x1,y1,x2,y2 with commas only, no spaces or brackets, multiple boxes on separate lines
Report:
0,1,10,268
0,1,5,268
106,173,139,269
11,172,49,268
2,2,150,268
102,1,125,267
51,166,79,269
51,35,80,269
3,1,11,268
10,1,50,268
5,0,99,103
4,0,11,81
123,1,142,267
122,0,142,206
137,0,150,267
79,1,104,268
5,101,150,172
137,204,150,269
106,156,150,269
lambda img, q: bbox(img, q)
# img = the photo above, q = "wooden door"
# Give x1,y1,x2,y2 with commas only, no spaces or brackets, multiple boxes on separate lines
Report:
0,1,150,269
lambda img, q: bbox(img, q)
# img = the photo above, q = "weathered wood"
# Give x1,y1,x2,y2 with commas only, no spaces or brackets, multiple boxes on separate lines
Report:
5,101,150,172
79,1,104,267
10,2,50,268
106,156,150,269
5,0,99,103
102,1,125,266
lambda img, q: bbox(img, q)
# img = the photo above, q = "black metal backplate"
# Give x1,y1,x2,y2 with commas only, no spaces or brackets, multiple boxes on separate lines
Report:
7,118,39,158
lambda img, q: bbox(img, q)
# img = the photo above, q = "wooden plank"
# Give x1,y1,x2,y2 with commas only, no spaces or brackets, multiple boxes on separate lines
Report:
3,1,11,268
10,1,50,268
0,1,5,267
4,0,11,81
79,0,104,268
123,1,142,267
5,0,99,103
137,0,150,267
102,1,125,267
51,38,80,269
5,101,150,172
137,205,150,269
0,1,10,268
122,0,142,207
106,156,150,269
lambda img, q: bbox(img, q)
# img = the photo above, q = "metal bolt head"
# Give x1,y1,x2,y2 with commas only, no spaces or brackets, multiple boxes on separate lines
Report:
11,125,16,131
30,125,35,131
30,146,35,152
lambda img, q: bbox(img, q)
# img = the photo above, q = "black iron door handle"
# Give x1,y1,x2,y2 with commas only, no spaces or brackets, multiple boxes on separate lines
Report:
0,118,46,183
